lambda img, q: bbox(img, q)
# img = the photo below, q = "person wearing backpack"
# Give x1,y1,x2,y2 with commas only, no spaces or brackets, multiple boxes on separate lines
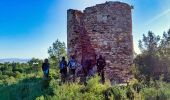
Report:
42,59,50,78
68,55,77,82
97,55,106,84
59,57,68,83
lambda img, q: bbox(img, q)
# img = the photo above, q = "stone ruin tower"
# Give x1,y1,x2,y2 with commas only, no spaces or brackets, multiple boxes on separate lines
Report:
67,1,133,83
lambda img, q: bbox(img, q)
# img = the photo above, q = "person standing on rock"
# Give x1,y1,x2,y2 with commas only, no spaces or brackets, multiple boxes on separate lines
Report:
59,57,68,83
42,59,50,78
97,55,106,84
68,55,77,82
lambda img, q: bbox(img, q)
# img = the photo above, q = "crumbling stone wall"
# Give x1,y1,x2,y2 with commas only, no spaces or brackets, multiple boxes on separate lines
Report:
67,1,133,83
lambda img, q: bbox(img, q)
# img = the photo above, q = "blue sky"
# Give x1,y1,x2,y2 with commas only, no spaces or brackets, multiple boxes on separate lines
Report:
0,0,170,59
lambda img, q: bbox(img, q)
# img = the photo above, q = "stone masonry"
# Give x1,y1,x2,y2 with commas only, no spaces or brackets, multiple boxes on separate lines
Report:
67,1,133,83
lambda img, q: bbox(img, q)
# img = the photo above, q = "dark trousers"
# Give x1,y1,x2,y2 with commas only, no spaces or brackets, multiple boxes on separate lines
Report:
70,69,76,82
98,69,105,84
60,68,67,83
43,70,49,78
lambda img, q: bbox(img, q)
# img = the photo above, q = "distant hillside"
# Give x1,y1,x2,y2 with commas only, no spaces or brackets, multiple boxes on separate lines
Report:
0,58,30,63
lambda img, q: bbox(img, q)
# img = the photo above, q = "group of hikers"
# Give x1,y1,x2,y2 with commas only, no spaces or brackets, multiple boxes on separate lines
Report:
41,55,106,84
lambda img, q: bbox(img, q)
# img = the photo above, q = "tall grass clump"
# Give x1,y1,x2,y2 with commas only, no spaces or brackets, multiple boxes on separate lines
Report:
43,75,110,100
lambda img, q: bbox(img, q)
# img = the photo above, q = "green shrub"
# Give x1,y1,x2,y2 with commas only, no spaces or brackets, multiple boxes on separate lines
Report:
0,75,8,80
49,69,60,79
126,87,134,100
45,75,109,100
13,68,23,73
85,75,108,94
106,85,127,100
36,95,45,100
1,62,170,100
14,71,22,79
2,70,14,76
141,87,170,100
133,82,142,93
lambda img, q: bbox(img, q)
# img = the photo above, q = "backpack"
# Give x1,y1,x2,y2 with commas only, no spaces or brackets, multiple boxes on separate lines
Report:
69,59,77,69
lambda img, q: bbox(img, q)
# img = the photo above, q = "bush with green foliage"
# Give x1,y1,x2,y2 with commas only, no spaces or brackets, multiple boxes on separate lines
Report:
1,35,170,100
1,61,170,100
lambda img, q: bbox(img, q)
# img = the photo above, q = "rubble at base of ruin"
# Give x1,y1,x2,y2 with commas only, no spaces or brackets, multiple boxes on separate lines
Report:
67,1,133,83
